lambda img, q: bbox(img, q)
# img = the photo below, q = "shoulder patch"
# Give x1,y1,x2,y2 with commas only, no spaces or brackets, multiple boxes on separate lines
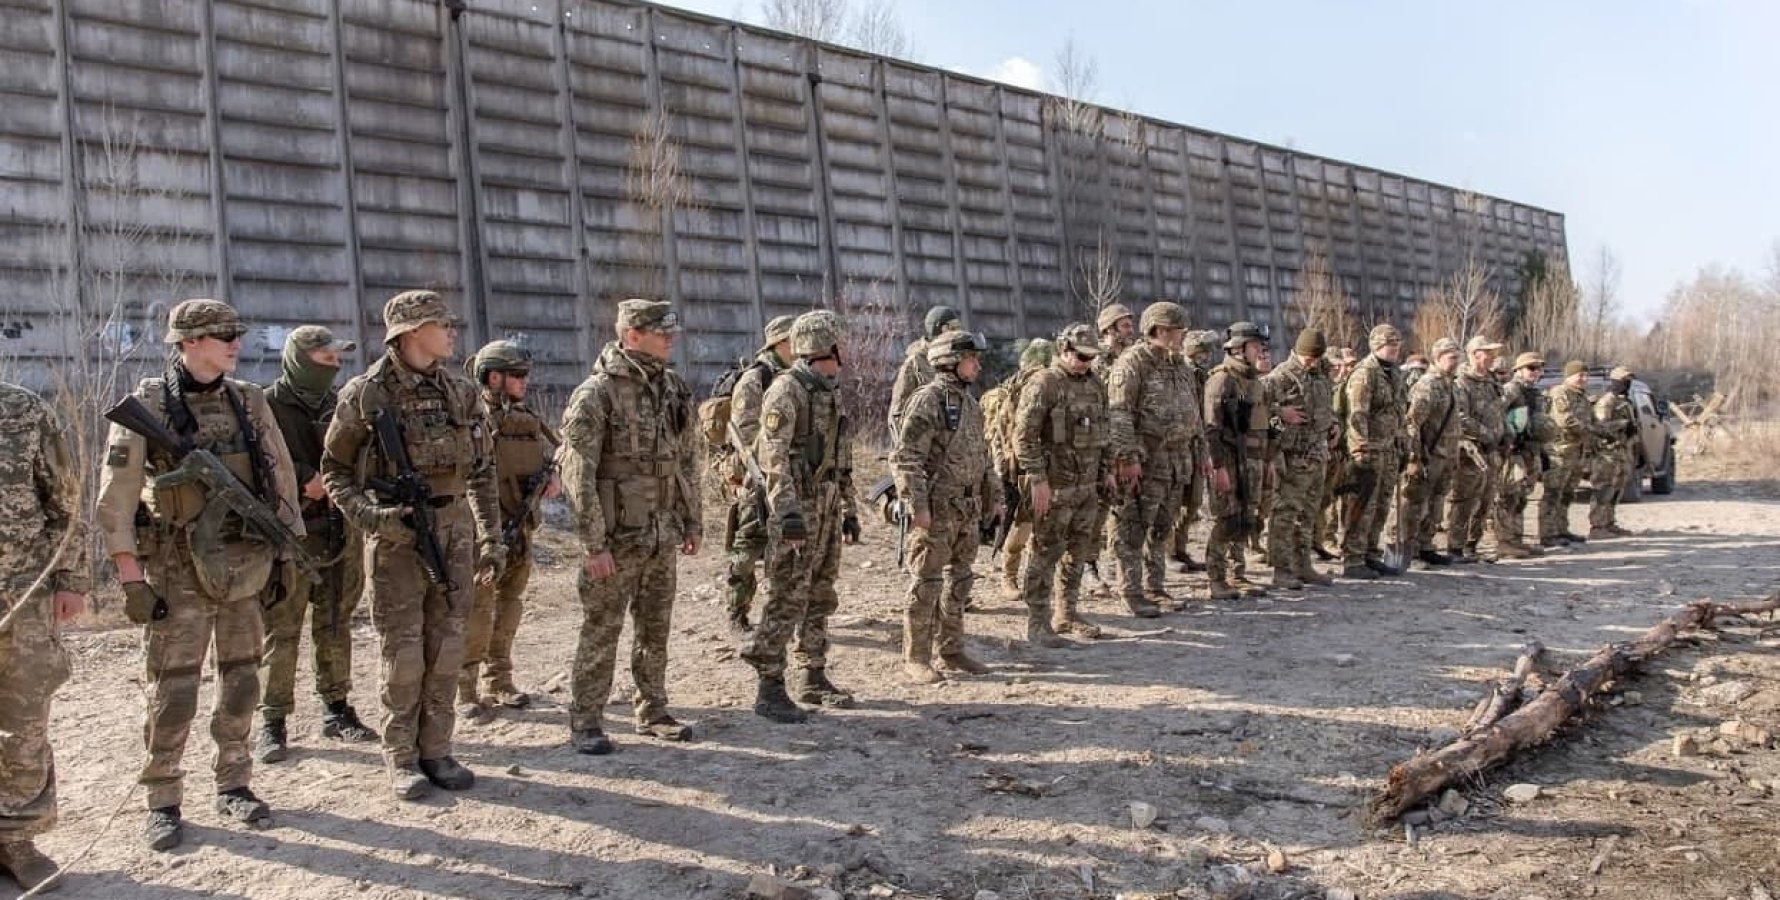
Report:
764,410,785,434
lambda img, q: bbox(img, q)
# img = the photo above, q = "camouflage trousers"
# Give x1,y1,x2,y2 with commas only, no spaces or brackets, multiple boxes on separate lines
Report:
1115,452,1192,600
903,498,980,661
0,588,71,840
1267,452,1327,572
1340,452,1400,565
1402,458,1453,555
259,525,363,722
365,503,476,768
743,489,844,679
1171,463,1206,559
1316,455,1346,551
1493,450,1543,546
460,541,535,700
1588,447,1632,529
1206,457,1266,581
1446,447,1501,551
571,541,676,730
724,490,769,620
999,517,1032,591
1020,483,1101,621
140,547,266,809
1538,448,1583,539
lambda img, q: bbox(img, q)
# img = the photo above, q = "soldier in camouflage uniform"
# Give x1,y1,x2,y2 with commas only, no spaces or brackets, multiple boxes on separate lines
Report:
1539,361,1593,548
1445,336,1507,562
1262,328,1336,590
1401,353,1429,392
981,339,1054,598
1317,348,1359,559
1588,366,1638,538
1172,330,1219,573
255,326,377,766
1107,302,1206,614
1015,324,1117,645
889,306,961,441
0,382,87,892
1340,324,1407,579
458,340,561,717
744,311,861,723
558,300,702,753
98,300,303,848
1493,352,1549,558
323,291,503,799
722,315,795,633
1087,305,1136,594
1203,323,1276,598
1402,338,1461,566
893,331,1001,683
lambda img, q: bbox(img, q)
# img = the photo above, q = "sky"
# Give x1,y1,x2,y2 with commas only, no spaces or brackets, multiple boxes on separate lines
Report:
661,0,1779,323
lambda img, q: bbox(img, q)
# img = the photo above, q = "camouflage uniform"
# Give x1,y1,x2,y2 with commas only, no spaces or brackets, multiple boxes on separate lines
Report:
1090,320,1134,589
1340,328,1407,571
96,300,303,830
981,339,1053,595
1494,353,1550,555
1202,326,1269,597
1171,332,1217,567
559,302,701,746
460,342,559,711
744,312,858,720
0,382,86,874
888,306,961,441
892,332,997,680
1539,371,1592,543
1588,370,1637,535
723,318,794,629
1016,325,1112,642
322,291,501,795
1262,334,1335,587
258,325,374,759
1402,350,1459,560
1106,303,1203,613
1317,352,1357,556
1447,350,1507,558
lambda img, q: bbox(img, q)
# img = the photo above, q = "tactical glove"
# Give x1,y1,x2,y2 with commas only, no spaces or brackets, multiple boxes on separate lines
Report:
366,504,414,546
123,580,167,625
840,513,861,544
477,540,508,581
780,513,807,543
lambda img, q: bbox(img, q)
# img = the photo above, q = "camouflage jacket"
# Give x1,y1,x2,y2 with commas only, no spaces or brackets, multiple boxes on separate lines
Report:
1091,336,1133,383
1592,391,1636,454
0,382,88,597
1405,370,1460,462
265,379,336,515
892,372,996,521
1545,383,1592,456
1015,361,1110,490
1262,353,1335,461
1108,341,1204,466
887,339,933,438
1344,355,1405,457
1502,377,1554,453
558,343,701,555
982,365,1044,477
484,390,559,521
756,362,855,528
1203,354,1268,471
1455,368,1507,453
730,350,787,453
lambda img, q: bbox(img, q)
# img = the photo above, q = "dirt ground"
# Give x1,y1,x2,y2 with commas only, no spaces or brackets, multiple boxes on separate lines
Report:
26,463,1780,900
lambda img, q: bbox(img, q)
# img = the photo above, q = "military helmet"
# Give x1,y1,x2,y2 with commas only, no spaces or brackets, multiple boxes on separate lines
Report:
923,305,962,339
791,310,844,358
1096,303,1134,334
1138,301,1189,336
1019,338,1055,370
472,339,532,382
164,299,243,344
383,290,461,343
1223,320,1269,352
1188,329,1221,354
1055,323,1103,357
1609,365,1634,381
926,330,990,369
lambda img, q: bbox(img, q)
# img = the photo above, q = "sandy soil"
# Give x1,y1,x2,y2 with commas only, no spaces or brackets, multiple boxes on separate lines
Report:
24,468,1780,900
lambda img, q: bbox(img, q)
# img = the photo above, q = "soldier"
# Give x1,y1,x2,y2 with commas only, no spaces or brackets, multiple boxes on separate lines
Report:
0,382,87,892
1203,322,1277,598
1402,338,1461,567
722,315,796,634
1340,324,1407,579
1401,353,1429,391
982,338,1054,598
1539,361,1593,548
893,331,1000,683
889,305,962,440
1107,302,1206,615
744,311,861,723
1315,346,1359,560
1446,336,1507,562
255,326,377,766
1097,303,1136,359
1588,366,1639,538
1015,324,1117,644
458,340,561,717
1494,352,1550,558
558,300,702,753
1171,330,1219,573
1262,328,1337,590
322,290,503,799
98,299,303,848
1086,305,1135,596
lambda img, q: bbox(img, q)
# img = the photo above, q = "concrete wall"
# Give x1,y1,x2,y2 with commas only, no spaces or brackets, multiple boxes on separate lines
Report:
0,0,1569,389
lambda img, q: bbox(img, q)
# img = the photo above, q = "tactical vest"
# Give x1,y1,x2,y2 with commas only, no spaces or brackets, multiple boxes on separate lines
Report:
487,398,555,516
1209,359,1269,455
591,363,692,534
781,367,845,487
1267,357,1332,460
1038,369,1107,488
907,379,986,498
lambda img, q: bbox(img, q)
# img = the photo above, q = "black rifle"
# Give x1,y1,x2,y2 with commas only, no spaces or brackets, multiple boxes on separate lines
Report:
865,475,912,569
988,477,1022,557
1220,395,1255,534
366,407,455,591
501,462,558,549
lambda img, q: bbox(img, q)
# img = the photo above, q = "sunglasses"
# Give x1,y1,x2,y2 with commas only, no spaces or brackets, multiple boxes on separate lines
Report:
205,330,246,343
1071,350,1097,363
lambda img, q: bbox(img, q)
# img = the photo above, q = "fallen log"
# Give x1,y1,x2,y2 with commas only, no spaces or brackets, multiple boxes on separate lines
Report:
1462,640,1545,735
1370,593,1780,824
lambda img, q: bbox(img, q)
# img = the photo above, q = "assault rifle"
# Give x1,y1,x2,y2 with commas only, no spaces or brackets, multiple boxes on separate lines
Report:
987,476,1021,558
726,419,770,531
501,462,558,549
865,476,910,570
366,407,455,591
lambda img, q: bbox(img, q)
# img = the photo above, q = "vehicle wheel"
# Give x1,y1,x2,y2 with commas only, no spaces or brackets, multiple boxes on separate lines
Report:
1651,445,1676,494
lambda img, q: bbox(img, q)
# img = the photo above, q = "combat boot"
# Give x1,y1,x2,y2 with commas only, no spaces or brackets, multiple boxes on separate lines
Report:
0,839,62,893
1025,612,1070,648
1587,526,1615,540
389,764,432,800
1609,524,1633,537
1313,545,1338,562
1562,530,1588,544
321,700,379,742
214,788,272,829
796,668,855,708
1417,549,1453,567
902,617,943,684
1296,564,1334,587
1539,535,1568,548
1495,540,1534,560
1207,578,1240,600
724,611,753,639
938,650,991,675
1053,601,1103,638
1172,549,1207,573
1231,572,1269,598
252,719,289,764
418,756,476,791
1124,595,1161,619
1271,567,1304,591
635,715,692,741
1341,563,1379,580
455,678,486,721
487,682,531,709
754,676,808,723
902,658,943,685
143,806,183,851
1364,557,1404,577
572,728,616,755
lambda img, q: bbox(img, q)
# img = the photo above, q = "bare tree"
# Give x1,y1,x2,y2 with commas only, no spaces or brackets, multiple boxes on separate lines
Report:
1411,259,1506,352
1580,244,1622,361
847,0,911,57
1286,246,1362,353
761,0,913,58
832,276,911,450
1074,232,1123,322
1049,35,1102,136
1509,251,1581,363
761,0,848,42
